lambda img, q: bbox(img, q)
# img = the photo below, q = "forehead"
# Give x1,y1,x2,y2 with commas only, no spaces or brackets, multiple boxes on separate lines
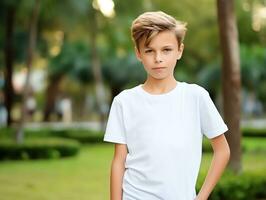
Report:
140,30,178,48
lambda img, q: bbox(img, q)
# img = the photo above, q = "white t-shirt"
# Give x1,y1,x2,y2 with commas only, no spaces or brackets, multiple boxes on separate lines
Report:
104,81,228,200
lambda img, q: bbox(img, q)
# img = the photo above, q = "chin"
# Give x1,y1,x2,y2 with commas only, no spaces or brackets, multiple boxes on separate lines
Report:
150,74,169,80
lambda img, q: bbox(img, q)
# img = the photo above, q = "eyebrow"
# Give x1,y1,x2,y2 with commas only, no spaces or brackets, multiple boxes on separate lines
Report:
145,45,174,49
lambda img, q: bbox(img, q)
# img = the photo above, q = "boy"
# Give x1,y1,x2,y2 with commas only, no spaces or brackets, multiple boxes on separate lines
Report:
104,11,230,200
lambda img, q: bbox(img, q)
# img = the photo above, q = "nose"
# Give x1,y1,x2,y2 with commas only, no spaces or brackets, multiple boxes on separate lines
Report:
154,52,163,63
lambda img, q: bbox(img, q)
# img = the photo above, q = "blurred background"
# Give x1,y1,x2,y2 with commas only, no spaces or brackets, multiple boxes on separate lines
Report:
0,0,266,199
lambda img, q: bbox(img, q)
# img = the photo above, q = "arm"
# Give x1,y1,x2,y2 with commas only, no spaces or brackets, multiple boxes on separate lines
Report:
110,143,128,200
196,133,230,200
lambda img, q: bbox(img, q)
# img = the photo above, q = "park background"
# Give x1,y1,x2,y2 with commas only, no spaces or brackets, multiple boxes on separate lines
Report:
0,0,266,199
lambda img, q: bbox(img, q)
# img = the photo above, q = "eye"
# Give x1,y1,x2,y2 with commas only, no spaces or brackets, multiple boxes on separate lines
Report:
163,48,172,52
144,49,153,53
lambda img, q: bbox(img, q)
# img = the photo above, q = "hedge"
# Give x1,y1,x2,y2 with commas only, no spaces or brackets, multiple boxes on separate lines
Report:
196,170,266,200
0,127,104,144
242,127,266,137
0,137,80,160
1,127,266,148
43,129,105,144
202,137,266,153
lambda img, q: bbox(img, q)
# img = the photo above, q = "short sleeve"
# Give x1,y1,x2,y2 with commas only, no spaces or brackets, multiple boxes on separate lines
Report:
103,97,127,144
199,88,228,139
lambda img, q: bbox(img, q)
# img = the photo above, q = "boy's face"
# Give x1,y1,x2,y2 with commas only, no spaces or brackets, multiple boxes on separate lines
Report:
135,30,184,81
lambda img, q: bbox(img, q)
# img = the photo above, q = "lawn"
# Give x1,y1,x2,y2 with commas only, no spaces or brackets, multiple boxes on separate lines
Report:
0,144,265,200
0,144,112,200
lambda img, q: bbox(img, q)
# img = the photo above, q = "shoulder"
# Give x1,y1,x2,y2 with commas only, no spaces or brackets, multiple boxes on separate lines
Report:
112,84,140,104
181,81,209,98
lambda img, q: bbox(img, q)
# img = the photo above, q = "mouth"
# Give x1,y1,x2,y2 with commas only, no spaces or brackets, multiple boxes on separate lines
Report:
152,67,166,70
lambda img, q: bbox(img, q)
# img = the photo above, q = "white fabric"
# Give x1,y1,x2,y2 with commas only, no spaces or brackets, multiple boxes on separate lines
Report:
104,81,228,200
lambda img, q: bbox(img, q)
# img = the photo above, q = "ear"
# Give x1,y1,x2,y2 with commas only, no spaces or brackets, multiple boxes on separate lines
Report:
176,43,184,60
135,46,142,62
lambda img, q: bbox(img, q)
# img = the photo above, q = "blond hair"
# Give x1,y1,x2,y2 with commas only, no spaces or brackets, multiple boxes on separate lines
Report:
131,11,187,50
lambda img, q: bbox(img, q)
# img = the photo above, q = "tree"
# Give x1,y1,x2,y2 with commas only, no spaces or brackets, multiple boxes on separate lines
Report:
3,1,16,126
88,7,107,131
217,0,242,173
103,53,145,101
44,40,93,121
16,0,40,143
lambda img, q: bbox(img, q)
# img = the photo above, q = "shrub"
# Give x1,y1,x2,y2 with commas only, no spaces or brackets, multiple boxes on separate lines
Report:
0,127,105,144
60,130,104,144
0,137,80,160
25,128,104,143
242,127,266,138
198,171,266,200
202,137,266,154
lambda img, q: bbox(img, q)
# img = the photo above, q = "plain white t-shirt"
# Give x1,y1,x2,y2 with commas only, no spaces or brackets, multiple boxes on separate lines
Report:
104,81,228,200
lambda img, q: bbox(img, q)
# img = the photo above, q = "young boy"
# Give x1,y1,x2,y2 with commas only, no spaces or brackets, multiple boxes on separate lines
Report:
104,11,230,200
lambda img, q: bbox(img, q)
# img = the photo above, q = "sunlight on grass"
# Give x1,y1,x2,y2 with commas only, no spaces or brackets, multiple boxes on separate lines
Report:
0,144,265,200
0,144,113,200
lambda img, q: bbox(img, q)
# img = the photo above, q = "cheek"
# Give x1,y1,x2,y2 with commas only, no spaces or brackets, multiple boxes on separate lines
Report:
166,54,178,65
141,57,153,66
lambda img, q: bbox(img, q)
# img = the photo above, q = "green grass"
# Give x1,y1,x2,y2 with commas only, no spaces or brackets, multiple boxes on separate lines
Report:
0,144,265,200
0,144,112,200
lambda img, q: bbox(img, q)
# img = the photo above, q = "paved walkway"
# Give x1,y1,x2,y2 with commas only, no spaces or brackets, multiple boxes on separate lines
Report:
25,121,103,131
241,118,266,129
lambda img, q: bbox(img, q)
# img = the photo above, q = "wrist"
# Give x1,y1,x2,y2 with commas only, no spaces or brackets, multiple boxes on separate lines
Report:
195,193,208,200
195,197,206,200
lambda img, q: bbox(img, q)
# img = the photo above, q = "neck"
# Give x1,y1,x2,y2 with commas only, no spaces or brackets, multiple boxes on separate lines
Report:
142,76,178,94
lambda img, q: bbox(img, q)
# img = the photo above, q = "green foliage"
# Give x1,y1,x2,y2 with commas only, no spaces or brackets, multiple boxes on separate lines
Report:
2,0,264,100
0,137,80,160
198,44,266,110
242,137,266,154
36,128,105,144
2,127,266,153
58,130,104,144
236,0,266,45
242,127,266,137
103,53,146,88
197,62,221,95
236,1,260,45
240,45,266,91
0,127,104,144
0,144,265,199
49,40,93,83
200,170,266,200
202,132,266,153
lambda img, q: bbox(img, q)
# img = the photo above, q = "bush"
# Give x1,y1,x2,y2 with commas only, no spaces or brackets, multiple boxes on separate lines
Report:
59,130,104,144
0,127,105,144
0,127,14,138
242,127,266,138
202,137,266,153
197,170,266,200
242,138,266,154
0,137,80,160
25,128,104,143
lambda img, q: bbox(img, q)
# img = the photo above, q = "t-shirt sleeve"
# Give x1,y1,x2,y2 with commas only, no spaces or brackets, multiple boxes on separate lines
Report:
103,97,127,144
199,88,228,139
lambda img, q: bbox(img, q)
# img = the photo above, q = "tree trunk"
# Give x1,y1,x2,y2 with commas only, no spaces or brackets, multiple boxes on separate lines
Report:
16,0,40,144
217,0,242,173
89,9,107,131
4,5,15,126
110,84,122,102
43,75,62,121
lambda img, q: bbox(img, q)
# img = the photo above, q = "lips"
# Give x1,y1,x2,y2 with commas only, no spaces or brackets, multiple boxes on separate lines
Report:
152,67,166,70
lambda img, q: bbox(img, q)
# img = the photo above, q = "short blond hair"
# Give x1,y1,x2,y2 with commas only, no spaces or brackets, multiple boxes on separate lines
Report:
131,11,187,50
